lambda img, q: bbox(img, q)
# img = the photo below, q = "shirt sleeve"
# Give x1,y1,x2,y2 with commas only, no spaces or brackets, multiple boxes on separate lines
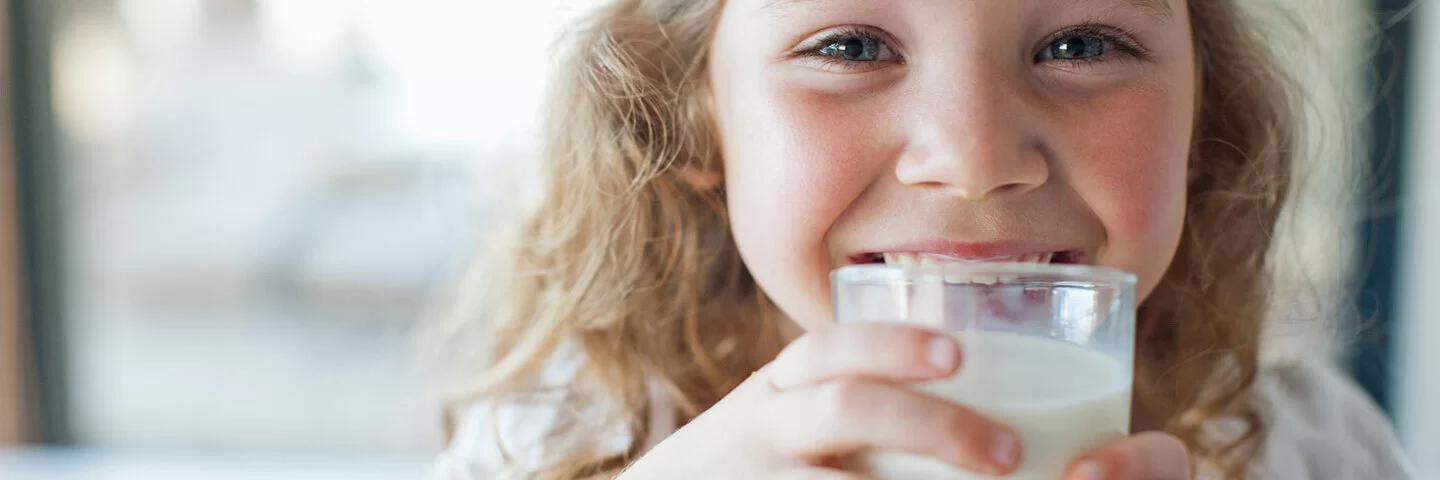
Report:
429,398,565,480
1253,357,1418,479
430,347,584,480
429,344,656,480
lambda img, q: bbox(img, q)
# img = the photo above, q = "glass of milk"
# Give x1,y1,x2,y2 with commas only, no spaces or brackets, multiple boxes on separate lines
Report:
831,262,1136,480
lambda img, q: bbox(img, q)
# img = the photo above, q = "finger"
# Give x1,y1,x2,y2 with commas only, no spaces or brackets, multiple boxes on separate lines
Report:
1065,432,1191,480
769,468,879,480
766,323,960,390
764,378,1022,476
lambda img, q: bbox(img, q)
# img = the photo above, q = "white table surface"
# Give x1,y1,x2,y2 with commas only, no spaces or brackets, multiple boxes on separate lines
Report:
0,447,432,480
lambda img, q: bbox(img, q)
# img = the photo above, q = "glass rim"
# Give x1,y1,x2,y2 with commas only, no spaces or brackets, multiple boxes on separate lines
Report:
832,262,1138,286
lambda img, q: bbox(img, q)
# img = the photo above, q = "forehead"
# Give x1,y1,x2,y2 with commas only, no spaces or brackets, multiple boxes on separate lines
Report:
755,0,1175,23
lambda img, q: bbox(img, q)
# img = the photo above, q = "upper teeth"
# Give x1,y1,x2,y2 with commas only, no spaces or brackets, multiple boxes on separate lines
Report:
881,252,1056,284
881,252,1054,266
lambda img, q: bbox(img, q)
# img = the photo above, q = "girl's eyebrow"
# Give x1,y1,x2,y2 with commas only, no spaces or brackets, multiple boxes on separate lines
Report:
760,0,1173,23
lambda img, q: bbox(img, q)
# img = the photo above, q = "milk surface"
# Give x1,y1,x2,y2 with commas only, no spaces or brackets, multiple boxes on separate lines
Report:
856,331,1132,480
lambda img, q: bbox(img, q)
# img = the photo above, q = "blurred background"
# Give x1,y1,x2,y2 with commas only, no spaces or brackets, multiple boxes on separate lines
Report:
0,0,1433,478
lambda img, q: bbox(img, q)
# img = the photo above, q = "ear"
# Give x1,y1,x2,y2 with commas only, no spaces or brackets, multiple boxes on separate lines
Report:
678,164,724,191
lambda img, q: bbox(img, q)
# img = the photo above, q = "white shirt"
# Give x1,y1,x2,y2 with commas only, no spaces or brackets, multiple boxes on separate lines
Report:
431,356,1417,479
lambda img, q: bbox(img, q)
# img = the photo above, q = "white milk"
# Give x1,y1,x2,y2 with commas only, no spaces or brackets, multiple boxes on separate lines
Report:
855,331,1132,480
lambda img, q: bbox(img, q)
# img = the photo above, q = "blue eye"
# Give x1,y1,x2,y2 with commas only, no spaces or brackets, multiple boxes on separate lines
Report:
819,35,885,62
1042,34,1112,61
808,29,900,66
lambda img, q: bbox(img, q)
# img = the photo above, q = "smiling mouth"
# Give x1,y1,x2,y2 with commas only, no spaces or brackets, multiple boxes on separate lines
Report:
848,251,1086,266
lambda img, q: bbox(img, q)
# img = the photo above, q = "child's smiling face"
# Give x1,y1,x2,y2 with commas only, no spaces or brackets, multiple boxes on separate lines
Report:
709,0,1196,330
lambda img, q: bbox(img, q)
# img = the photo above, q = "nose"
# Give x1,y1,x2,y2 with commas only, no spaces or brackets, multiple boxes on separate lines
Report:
894,68,1049,200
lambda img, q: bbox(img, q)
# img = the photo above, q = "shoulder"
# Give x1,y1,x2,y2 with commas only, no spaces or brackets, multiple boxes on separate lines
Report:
429,347,676,480
1250,357,1417,479
429,347,598,480
430,395,564,480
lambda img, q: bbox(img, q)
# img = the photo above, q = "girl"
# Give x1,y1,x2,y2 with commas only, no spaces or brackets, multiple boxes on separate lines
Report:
434,0,1415,478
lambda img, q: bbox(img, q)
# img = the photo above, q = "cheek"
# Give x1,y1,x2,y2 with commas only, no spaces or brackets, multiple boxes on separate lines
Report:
1062,87,1191,298
718,83,891,328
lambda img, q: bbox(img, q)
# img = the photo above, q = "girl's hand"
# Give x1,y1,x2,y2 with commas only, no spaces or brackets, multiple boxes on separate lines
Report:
616,323,1023,479
1064,432,1192,480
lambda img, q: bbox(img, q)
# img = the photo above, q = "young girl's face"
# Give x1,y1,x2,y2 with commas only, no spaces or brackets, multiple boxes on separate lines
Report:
709,0,1195,331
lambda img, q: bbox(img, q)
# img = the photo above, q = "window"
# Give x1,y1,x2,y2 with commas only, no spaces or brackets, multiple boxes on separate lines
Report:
1396,0,1440,472
31,0,597,457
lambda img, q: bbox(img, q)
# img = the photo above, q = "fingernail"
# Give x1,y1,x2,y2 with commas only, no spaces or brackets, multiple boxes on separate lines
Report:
990,431,1021,471
1069,460,1107,480
927,336,959,371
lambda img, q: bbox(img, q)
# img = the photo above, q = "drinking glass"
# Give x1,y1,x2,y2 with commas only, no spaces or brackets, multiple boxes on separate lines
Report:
831,263,1137,480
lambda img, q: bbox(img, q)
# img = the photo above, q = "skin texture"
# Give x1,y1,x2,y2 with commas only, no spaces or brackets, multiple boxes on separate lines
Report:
621,0,1198,478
